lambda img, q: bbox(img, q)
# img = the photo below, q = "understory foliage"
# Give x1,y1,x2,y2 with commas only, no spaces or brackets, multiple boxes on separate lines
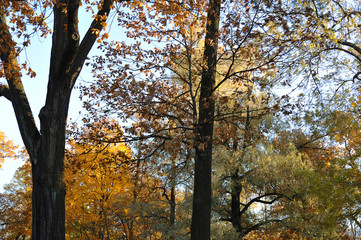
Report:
1,0,361,239
0,125,191,239
64,140,165,239
2,114,361,239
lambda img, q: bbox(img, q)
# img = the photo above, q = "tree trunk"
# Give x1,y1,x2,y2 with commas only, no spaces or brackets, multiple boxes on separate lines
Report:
190,0,221,239
31,80,71,239
170,180,176,227
169,164,176,240
0,1,114,239
230,174,242,233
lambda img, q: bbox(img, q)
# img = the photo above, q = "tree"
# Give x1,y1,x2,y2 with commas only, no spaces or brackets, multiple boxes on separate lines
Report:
0,161,32,239
0,122,173,239
0,0,119,238
65,123,168,239
190,0,221,238
250,117,361,239
210,104,312,238
264,0,361,105
69,115,194,238
81,0,289,238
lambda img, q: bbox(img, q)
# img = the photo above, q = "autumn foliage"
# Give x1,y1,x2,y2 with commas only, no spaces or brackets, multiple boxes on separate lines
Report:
1,0,361,239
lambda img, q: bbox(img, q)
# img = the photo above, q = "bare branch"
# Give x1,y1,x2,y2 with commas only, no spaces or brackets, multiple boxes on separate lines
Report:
240,219,283,237
0,84,11,102
240,192,292,216
295,133,329,150
340,41,361,56
322,46,361,64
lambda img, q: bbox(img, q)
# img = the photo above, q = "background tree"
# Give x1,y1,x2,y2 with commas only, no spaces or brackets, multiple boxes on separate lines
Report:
0,161,32,239
1,121,183,239
65,122,170,239
82,0,290,238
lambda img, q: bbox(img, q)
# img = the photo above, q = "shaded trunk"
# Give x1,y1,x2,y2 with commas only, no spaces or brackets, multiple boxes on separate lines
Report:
230,106,251,237
0,1,114,239
190,0,221,239
32,97,69,239
169,155,176,229
230,174,242,233
169,166,176,240
170,182,176,226
30,2,81,237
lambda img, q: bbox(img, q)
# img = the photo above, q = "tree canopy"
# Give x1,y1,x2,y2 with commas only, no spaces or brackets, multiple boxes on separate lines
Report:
1,0,361,239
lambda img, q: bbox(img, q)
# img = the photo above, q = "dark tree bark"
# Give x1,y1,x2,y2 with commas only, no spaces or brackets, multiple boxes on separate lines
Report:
170,180,176,227
0,1,114,239
169,159,176,240
190,0,221,239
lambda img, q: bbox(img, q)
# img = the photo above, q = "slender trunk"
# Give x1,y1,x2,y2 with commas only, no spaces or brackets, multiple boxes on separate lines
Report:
170,179,176,227
191,0,221,239
169,158,176,240
231,106,251,237
230,174,242,232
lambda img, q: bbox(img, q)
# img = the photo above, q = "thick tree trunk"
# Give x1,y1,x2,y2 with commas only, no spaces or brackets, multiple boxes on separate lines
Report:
31,150,66,239
190,0,221,239
0,1,114,239
31,91,70,239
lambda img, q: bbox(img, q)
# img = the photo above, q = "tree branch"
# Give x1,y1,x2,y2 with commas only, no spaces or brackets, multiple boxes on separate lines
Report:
70,0,115,88
0,6,41,160
240,192,291,216
240,219,283,237
322,46,361,64
340,41,361,56
295,133,329,150
0,84,12,102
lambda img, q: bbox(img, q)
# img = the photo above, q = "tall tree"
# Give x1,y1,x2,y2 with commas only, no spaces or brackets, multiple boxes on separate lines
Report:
190,0,220,238
0,1,117,238
81,0,287,238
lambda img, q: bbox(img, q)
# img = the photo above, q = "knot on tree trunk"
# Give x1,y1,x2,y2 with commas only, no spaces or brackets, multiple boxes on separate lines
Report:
72,32,79,41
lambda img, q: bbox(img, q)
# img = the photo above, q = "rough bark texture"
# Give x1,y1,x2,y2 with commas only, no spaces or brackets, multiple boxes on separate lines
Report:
0,1,114,239
190,0,221,239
